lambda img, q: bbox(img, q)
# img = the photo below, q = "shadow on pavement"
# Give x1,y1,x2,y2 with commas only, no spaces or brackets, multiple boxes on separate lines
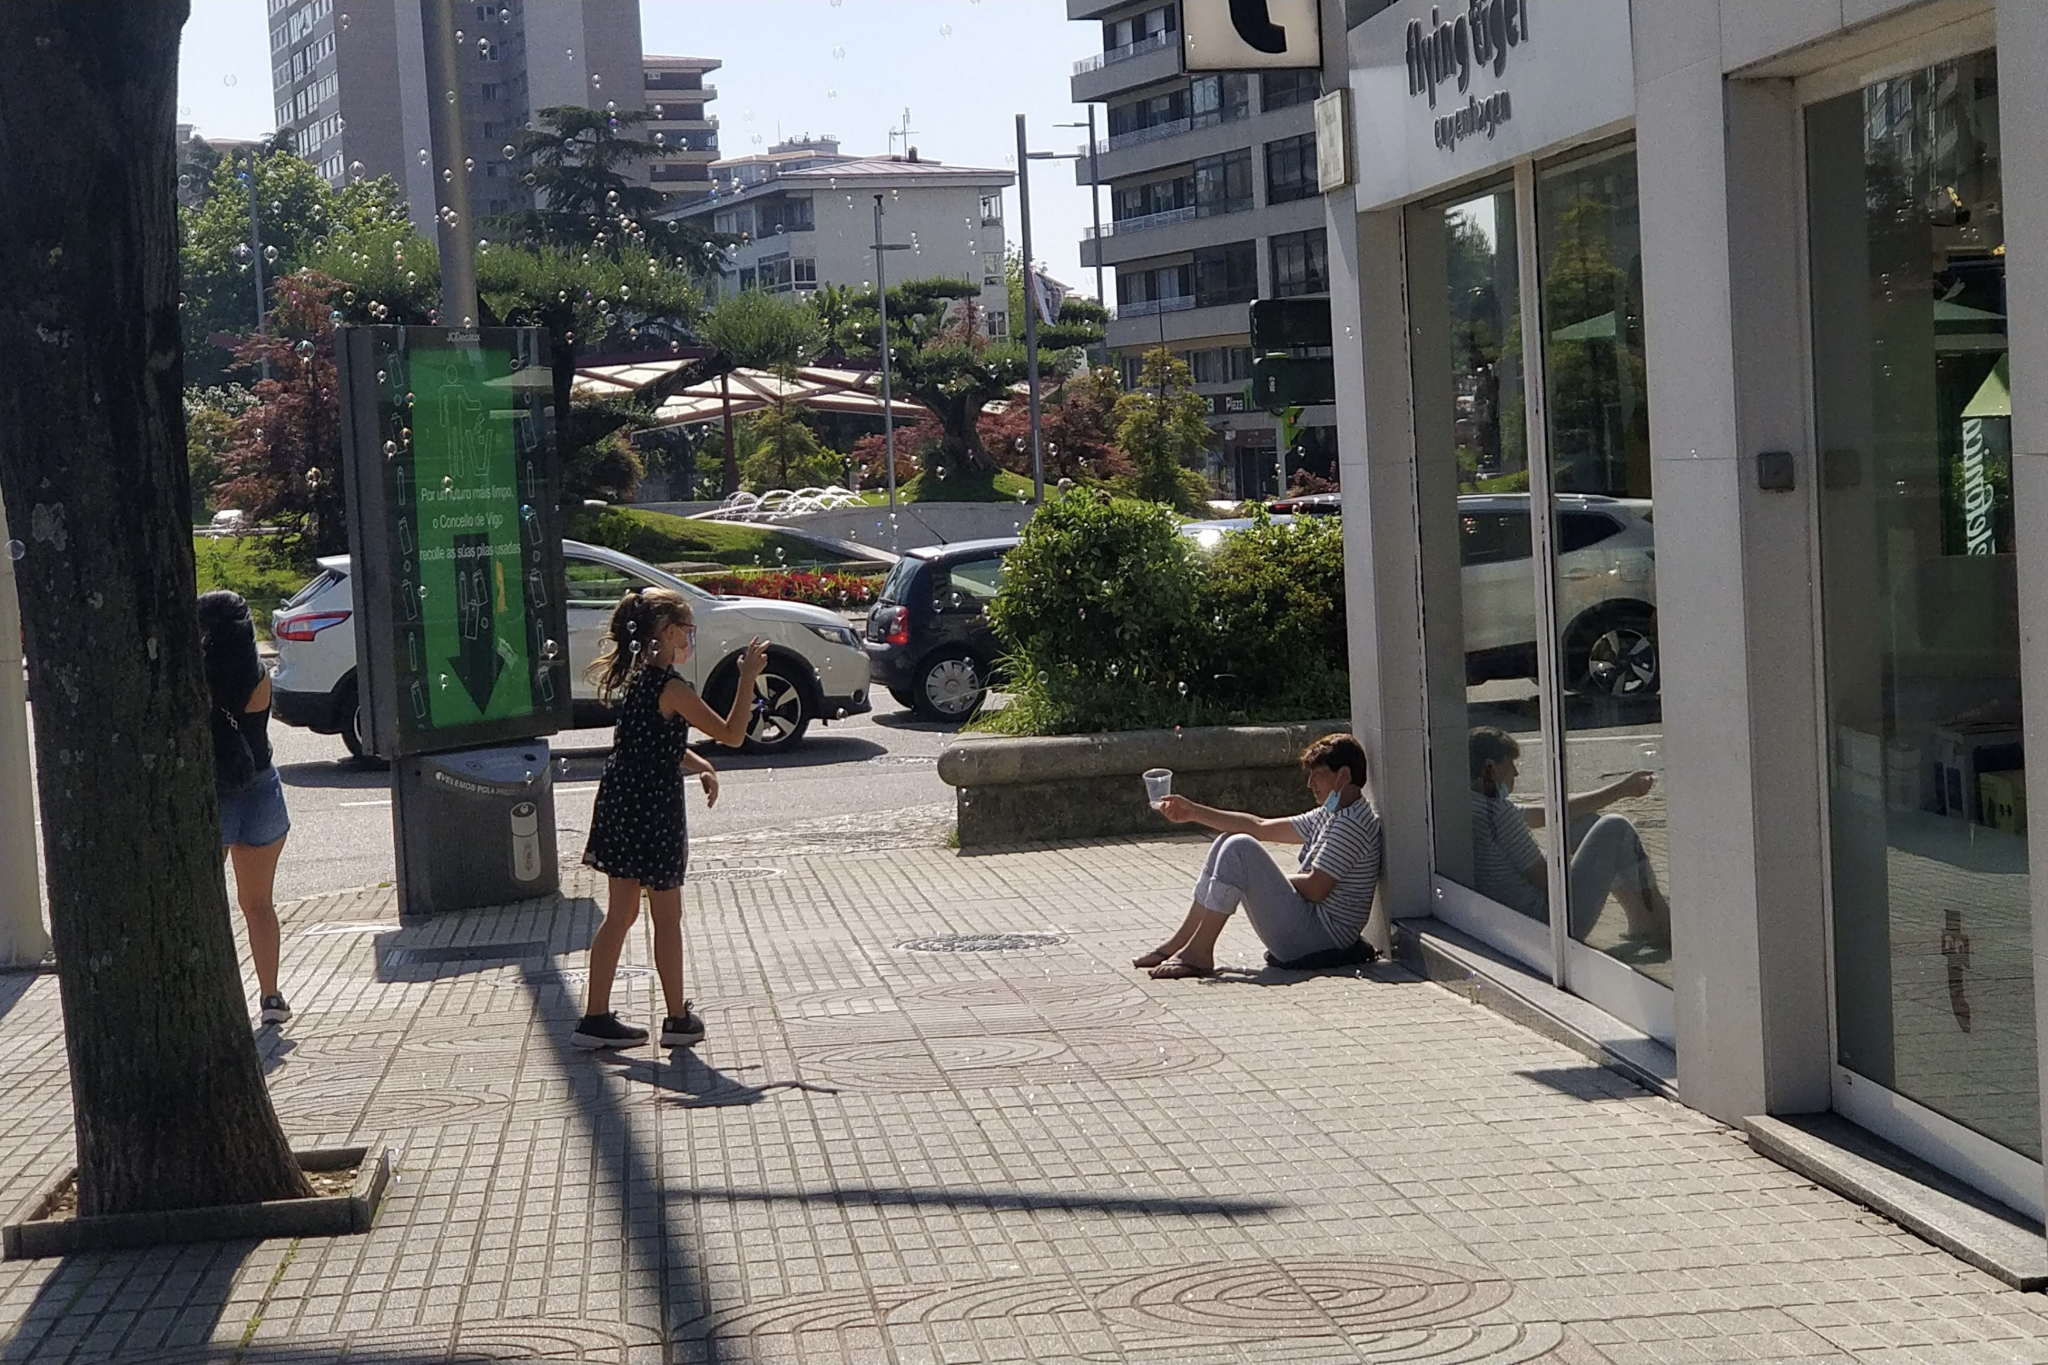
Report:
0,1238,257,1365
0,970,51,1030
1512,1065,1645,1100
600,1050,840,1108
669,1183,1288,1220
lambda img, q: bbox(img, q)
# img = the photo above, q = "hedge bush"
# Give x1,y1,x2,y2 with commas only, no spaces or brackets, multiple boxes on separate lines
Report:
984,493,1349,734
688,569,882,610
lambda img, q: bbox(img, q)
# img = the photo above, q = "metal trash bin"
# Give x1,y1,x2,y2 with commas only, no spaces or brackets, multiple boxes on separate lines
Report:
395,741,559,914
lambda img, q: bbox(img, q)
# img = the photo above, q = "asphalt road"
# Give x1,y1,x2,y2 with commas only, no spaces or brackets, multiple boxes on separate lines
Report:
259,703,957,903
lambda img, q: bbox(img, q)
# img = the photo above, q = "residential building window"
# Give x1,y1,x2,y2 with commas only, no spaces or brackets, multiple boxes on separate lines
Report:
1271,229,1328,297
988,311,1008,339
980,193,1004,224
1262,70,1320,111
1193,150,1254,216
1116,261,1194,307
1115,175,1192,222
1191,73,1251,128
760,197,813,234
1194,241,1258,307
1266,133,1318,205
1120,352,1146,388
1103,3,1177,52
739,267,758,291
480,83,503,102
478,39,500,61
983,251,1006,286
1190,346,1254,385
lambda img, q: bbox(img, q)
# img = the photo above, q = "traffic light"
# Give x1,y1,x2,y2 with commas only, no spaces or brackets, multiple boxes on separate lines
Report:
1252,356,1337,409
1249,298,1332,352
1249,298,1334,413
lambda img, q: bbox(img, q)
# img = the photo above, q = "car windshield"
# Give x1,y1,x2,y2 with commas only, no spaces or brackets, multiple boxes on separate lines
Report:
282,570,339,610
879,558,924,605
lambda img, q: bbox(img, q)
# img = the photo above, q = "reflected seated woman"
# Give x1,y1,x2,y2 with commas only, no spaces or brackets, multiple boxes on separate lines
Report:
1467,726,1671,945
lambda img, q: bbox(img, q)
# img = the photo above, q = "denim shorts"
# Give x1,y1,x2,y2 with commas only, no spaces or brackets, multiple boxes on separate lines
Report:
220,768,291,849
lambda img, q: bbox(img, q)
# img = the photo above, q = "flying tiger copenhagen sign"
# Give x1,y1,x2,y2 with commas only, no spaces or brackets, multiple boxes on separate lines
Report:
1349,0,1634,210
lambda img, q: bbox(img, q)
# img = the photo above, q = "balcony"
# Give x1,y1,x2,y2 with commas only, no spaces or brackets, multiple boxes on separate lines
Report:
1071,29,1182,103
1067,0,1134,17
1118,295,1197,319
1076,98,1313,186
1072,28,1176,74
1108,298,1252,349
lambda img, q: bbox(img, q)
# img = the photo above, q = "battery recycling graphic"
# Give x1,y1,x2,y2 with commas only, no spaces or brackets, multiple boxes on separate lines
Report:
375,331,558,748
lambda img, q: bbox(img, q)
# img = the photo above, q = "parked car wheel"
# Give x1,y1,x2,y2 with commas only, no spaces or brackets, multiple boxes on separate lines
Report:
1570,609,1659,698
914,650,988,723
337,676,367,760
705,650,816,754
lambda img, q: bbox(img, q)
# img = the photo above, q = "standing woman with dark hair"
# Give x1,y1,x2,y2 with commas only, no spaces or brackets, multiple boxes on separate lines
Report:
198,590,293,1025
572,586,767,1051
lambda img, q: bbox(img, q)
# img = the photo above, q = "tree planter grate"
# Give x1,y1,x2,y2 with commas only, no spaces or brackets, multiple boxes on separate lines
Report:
899,932,1069,953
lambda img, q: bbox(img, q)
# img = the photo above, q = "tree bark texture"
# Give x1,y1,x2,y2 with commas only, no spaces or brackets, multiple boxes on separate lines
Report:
0,0,311,1216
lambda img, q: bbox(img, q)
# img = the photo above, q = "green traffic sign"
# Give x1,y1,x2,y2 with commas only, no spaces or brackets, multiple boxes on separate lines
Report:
1253,355,1337,411
339,327,571,759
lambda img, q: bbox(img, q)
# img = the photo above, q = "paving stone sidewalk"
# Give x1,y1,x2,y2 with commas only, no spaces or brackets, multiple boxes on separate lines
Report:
3,832,2048,1364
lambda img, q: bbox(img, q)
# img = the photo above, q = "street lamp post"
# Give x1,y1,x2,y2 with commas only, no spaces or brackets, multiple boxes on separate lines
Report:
1015,115,1046,505
1056,114,1106,307
871,195,913,514
419,0,478,326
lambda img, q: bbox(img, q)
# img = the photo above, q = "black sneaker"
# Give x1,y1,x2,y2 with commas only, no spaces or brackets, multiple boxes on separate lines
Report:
259,994,293,1025
571,1012,649,1050
660,1005,706,1048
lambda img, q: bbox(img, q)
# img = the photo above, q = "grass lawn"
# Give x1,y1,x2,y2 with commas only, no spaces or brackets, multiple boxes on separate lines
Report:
567,506,837,568
191,535,316,639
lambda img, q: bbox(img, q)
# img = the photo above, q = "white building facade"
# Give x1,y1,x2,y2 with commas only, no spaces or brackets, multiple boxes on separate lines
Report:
1309,0,2048,1239
675,153,1016,333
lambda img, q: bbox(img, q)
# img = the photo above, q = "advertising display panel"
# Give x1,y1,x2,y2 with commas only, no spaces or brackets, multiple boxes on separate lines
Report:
338,327,571,759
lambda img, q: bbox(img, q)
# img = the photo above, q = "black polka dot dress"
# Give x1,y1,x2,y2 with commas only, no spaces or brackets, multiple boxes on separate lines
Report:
583,663,692,890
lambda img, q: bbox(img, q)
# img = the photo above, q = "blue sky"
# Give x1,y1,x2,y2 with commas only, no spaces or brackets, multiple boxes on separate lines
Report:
177,0,1105,294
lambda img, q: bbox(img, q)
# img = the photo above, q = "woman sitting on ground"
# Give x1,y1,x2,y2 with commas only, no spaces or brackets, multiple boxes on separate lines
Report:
1136,734,1381,979
1467,726,1671,945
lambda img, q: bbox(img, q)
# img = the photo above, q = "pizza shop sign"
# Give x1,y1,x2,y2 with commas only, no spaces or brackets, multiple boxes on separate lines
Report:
1405,1,1532,151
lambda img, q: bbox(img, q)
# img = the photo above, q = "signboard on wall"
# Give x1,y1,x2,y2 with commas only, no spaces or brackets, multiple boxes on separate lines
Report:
338,327,571,760
1185,0,1324,71
1347,0,1635,210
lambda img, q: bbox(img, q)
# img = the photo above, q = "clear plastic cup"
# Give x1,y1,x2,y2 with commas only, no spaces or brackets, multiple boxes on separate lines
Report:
1634,742,1662,772
1143,768,1173,809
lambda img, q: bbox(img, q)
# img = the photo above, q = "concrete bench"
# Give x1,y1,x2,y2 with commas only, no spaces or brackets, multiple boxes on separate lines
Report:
938,720,1350,849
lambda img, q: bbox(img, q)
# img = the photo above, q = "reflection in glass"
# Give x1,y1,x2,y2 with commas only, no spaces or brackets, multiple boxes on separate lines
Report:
1810,51,2036,1159
1537,147,1673,983
1411,186,1555,927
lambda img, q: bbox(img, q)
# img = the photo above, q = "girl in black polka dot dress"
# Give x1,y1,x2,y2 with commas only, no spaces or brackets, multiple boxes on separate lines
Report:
573,587,767,1051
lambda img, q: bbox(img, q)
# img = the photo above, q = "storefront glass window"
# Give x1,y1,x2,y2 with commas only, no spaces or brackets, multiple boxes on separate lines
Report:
1410,184,1556,929
1537,147,1672,985
1808,50,2036,1160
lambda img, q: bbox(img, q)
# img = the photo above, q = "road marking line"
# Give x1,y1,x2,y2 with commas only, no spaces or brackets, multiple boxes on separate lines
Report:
340,799,392,808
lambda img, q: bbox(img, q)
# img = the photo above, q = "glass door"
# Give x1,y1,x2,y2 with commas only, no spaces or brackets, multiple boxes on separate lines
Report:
1410,182,1561,976
1533,148,1676,1036
1807,49,2040,1210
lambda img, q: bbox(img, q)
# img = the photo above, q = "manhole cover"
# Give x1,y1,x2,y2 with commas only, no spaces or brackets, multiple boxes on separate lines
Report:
900,932,1068,953
517,965,657,986
381,940,549,968
691,866,786,883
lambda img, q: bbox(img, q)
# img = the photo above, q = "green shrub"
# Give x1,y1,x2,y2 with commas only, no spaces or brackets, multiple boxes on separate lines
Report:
985,494,1350,734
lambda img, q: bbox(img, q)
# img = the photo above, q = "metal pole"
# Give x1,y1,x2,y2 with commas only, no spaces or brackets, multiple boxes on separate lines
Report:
0,498,50,966
1087,106,1105,306
1016,114,1044,504
248,152,270,380
875,195,898,513
420,0,478,326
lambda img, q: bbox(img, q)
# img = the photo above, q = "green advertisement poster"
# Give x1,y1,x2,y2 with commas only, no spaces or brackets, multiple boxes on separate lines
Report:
350,327,566,757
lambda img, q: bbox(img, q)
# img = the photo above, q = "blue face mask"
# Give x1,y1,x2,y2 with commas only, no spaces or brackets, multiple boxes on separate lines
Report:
1321,790,1342,815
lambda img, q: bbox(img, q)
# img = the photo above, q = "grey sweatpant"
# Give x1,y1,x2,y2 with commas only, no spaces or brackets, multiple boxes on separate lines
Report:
1192,834,1348,962
1565,814,1653,938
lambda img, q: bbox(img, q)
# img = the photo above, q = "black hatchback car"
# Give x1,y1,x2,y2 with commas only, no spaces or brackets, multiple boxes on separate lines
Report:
863,538,1018,721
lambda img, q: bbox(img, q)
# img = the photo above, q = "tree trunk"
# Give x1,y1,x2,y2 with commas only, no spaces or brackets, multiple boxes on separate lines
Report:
0,0,310,1216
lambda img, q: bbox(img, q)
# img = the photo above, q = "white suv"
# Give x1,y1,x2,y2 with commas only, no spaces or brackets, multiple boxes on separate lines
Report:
1458,494,1658,697
271,540,872,759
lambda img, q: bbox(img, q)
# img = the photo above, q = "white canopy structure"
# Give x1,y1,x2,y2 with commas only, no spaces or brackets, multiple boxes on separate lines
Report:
571,361,926,428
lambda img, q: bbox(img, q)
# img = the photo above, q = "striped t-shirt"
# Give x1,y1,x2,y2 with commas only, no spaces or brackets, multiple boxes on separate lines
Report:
1288,799,1383,942
1470,790,1547,919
